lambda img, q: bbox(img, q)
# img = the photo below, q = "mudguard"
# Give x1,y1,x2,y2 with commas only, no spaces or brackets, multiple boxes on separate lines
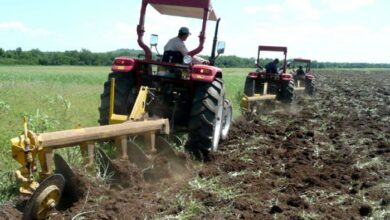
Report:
191,64,222,82
112,57,136,73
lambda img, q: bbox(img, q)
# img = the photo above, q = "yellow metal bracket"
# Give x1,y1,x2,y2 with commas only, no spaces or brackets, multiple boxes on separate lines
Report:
241,82,276,112
109,78,149,124
109,78,128,124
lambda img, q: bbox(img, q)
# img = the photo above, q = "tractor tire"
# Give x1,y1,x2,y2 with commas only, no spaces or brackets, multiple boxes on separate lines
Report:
279,80,294,103
305,79,315,96
188,78,225,159
244,77,264,96
98,72,135,125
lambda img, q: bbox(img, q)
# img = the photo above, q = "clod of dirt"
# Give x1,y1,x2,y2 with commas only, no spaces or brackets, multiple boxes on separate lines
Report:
269,205,283,214
143,157,171,182
359,205,373,216
286,197,307,208
110,160,143,187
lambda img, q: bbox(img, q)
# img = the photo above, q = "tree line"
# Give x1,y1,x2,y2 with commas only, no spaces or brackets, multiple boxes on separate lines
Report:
1,47,389,68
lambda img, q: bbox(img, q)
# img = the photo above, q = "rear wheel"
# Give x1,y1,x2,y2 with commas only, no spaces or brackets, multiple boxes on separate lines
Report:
98,72,135,125
244,77,263,96
278,80,294,103
188,78,225,159
305,79,315,95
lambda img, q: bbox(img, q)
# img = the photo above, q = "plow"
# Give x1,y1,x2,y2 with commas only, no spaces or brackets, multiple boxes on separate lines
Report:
8,0,232,219
12,86,172,220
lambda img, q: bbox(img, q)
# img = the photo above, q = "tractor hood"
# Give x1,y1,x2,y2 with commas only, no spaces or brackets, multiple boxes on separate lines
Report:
149,0,217,21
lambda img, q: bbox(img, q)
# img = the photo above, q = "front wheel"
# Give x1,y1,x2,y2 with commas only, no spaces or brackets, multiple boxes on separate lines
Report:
188,78,225,158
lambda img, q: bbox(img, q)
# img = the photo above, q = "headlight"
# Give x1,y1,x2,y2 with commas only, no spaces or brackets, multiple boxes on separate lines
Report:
183,55,192,65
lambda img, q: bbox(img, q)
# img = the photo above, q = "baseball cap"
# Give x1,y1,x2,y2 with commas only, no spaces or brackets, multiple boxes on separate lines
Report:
179,27,191,35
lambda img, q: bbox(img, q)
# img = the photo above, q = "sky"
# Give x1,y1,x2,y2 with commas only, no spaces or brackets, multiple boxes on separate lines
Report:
0,0,389,63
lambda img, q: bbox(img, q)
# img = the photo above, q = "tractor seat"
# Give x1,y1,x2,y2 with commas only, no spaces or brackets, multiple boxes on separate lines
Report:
162,51,183,64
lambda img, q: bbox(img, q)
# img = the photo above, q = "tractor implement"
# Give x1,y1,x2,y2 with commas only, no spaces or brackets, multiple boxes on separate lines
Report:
241,82,276,114
11,81,171,219
11,117,169,220
294,80,305,92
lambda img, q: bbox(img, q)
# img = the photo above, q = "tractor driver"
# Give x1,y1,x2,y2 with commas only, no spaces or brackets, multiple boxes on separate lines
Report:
164,27,209,64
296,66,305,76
265,58,279,73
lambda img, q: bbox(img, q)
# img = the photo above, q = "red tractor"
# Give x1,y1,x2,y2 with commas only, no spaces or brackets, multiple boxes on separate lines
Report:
99,0,232,158
290,58,315,95
242,46,294,114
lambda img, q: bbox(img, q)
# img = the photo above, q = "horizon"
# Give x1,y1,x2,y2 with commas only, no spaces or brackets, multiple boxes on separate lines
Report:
1,0,389,63
1,47,390,65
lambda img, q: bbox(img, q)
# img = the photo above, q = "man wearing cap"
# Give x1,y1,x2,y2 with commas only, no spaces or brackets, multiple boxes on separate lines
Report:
164,27,209,64
265,58,279,73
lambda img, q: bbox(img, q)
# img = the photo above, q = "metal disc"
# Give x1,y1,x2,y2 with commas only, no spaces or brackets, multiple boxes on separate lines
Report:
95,148,119,183
155,136,177,160
53,154,79,208
22,174,65,220
156,136,188,174
170,135,183,147
127,140,150,170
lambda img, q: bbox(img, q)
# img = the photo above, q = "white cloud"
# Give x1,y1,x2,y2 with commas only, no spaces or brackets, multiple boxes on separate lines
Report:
243,4,283,15
0,21,50,36
322,0,375,11
103,22,137,48
243,0,320,19
285,0,320,19
244,23,379,61
383,26,390,33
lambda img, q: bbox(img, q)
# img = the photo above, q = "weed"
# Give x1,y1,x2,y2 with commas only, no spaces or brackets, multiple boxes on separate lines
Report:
189,176,240,200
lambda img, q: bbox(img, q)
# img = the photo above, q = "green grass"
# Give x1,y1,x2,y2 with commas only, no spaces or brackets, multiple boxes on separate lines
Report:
0,65,249,203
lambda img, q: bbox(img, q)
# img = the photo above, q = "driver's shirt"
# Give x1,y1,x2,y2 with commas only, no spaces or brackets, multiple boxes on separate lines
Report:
164,37,188,56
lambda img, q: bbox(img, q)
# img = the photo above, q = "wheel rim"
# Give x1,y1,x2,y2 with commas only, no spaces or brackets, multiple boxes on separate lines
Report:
221,102,232,139
35,186,61,219
212,97,224,151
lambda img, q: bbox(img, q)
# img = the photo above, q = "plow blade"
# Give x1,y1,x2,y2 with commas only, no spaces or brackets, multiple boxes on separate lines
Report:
53,154,81,207
96,147,124,184
127,140,151,170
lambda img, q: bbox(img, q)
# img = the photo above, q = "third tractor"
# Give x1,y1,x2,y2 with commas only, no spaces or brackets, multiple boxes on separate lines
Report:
289,58,315,95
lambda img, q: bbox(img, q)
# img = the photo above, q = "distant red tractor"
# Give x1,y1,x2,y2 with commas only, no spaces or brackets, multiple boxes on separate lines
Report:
98,0,232,158
242,46,294,114
290,58,315,95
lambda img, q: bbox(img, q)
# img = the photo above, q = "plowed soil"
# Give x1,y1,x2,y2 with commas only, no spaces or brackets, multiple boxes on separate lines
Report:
1,70,389,219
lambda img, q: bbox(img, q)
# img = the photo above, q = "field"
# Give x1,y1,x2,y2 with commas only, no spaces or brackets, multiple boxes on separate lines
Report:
0,66,389,219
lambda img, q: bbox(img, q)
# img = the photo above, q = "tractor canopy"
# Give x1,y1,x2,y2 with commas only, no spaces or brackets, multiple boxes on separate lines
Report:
292,58,312,72
257,45,288,73
137,0,218,60
148,0,217,20
293,58,311,64
258,46,287,54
